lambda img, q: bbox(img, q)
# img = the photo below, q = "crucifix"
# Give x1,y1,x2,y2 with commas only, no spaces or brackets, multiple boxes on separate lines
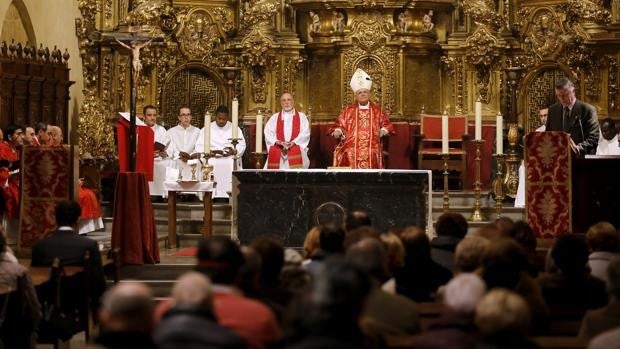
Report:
113,35,154,171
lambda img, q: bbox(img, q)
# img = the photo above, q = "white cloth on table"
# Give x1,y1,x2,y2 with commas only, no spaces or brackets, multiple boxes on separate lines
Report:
149,124,173,197
195,121,246,198
263,110,311,169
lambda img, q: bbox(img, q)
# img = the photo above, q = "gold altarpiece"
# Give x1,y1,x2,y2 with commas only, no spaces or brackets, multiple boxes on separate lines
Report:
76,0,620,161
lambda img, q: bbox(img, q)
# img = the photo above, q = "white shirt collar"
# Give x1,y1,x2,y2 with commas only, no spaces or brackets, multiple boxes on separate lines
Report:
358,103,370,110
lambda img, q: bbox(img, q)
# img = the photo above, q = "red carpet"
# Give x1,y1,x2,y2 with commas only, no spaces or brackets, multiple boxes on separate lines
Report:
170,247,197,257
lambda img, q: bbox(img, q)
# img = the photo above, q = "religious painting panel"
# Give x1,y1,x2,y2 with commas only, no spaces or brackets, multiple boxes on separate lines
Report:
307,55,340,118
404,55,440,117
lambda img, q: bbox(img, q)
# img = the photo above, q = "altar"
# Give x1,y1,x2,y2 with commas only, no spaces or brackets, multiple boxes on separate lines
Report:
233,170,432,247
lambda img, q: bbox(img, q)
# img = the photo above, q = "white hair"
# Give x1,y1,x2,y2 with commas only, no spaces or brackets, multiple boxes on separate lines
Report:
172,272,213,306
443,273,486,312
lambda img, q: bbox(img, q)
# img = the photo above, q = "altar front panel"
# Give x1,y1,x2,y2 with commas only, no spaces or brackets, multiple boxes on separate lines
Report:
234,170,431,247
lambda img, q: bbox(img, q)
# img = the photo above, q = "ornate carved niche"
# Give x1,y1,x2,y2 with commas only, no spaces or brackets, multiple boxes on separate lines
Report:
175,7,229,61
160,65,226,127
521,8,568,61
520,67,575,134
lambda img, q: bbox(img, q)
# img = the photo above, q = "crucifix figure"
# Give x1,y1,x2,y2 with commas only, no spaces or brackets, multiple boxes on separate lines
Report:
115,38,153,82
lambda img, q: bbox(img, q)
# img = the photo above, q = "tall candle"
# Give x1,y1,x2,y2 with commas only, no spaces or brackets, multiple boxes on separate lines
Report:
204,111,211,154
256,110,263,153
475,97,482,141
496,111,503,154
231,98,239,139
442,110,449,154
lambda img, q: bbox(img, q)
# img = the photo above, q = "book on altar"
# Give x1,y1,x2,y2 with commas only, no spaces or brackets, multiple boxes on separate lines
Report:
154,141,166,151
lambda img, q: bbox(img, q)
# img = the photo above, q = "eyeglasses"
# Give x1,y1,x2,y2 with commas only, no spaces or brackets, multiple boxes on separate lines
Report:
179,113,191,116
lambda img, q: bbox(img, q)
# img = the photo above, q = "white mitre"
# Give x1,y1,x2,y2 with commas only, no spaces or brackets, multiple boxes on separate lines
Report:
350,68,372,93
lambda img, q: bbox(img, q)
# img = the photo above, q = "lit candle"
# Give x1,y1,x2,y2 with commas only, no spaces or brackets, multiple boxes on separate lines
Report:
475,97,482,141
442,110,449,154
256,110,263,153
496,111,503,154
231,98,239,139
203,111,211,154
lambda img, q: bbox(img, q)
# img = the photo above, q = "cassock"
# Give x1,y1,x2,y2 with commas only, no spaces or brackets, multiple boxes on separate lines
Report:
264,110,311,169
166,124,201,181
195,121,246,198
149,124,172,197
596,135,620,155
332,103,394,169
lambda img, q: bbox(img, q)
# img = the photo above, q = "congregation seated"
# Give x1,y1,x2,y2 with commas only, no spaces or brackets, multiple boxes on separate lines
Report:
585,221,619,286
430,212,469,271
579,256,620,340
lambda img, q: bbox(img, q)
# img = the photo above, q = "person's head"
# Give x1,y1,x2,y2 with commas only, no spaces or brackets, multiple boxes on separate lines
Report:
607,256,620,300
435,212,468,239
586,221,619,253
400,226,432,263
23,127,35,145
539,108,549,125
303,226,321,259
475,289,531,337
344,225,380,249
355,89,370,105
280,93,295,112
196,236,245,285
4,125,24,146
555,78,577,107
455,235,490,273
507,220,537,253
47,125,63,146
551,234,589,275
474,222,504,240
494,217,514,236
172,271,213,310
143,105,158,127
214,105,230,128
319,225,346,254
35,122,49,145
178,106,192,128
482,238,527,290
600,118,617,141
443,273,486,313
55,199,81,227
250,237,285,286
99,282,154,333
380,232,405,271
346,237,389,283
345,209,371,231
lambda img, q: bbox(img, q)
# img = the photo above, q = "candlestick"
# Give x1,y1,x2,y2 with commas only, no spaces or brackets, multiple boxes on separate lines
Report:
442,153,450,213
493,154,506,217
229,137,241,171
256,110,263,153
470,140,487,222
204,111,211,154
252,151,267,169
496,111,503,154
441,110,449,154
475,97,482,141
231,98,239,139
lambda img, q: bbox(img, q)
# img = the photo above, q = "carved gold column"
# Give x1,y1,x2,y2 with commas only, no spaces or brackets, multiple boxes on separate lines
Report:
503,67,522,198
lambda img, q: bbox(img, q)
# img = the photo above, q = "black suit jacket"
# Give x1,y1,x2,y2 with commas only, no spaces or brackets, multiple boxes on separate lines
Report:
31,229,106,307
545,100,600,155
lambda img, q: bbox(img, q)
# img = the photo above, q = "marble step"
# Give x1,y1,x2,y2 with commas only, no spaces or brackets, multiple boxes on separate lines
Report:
430,190,496,207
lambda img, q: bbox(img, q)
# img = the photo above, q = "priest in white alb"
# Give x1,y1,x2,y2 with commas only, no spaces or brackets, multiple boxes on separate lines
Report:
194,105,246,199
143,104,172,199
264,92,311,169
166,106,201,181
596,118,620,155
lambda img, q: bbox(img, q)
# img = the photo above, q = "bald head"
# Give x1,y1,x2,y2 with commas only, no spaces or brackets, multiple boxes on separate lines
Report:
99,282,153,332
47,125,63,146
172,272,213,309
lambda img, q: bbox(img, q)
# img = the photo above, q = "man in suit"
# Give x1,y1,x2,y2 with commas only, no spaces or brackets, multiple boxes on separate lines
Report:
31,200,106,310
545,78,600,155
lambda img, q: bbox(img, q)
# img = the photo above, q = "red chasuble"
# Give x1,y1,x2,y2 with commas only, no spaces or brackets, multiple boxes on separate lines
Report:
116,117,155,180
267,111,303,169
332,103,395,169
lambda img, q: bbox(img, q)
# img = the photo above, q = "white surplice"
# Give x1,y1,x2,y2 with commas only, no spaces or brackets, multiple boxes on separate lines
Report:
167,124,201,181
263,110,311,169
596,135,620,155
195,121,246,198
148,124,173,197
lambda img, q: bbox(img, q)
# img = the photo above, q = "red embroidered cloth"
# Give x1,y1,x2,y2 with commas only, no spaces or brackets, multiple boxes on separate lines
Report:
524,132,571,239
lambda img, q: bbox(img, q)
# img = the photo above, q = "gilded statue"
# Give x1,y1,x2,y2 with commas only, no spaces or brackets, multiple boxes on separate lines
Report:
332,11,345,33
309,11,321,33
397,10,410,33
463,0,504,29
423,10,434,32
125,0,166,27
115,39,153,82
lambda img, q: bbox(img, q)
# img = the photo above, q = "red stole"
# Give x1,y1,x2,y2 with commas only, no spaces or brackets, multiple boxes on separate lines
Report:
267,111,303,169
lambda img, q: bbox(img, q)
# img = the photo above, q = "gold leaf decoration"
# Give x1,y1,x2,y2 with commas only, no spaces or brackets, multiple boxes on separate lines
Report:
77,91,116,160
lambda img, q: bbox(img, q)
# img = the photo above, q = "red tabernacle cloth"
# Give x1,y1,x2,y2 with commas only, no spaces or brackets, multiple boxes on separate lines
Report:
111,172,160,265
524,131,571,239
116,117,154,181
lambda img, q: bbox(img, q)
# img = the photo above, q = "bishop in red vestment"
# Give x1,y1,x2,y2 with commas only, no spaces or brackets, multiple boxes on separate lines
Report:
332,68,394,169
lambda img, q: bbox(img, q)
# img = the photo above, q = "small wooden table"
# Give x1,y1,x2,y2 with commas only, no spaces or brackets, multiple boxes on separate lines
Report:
163,181,214,248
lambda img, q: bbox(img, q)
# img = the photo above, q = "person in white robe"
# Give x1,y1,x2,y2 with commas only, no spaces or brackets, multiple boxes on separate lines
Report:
515,108,548,208
596,118,620,155
143,105,172,198
263,93,311,169
166,106,201,181
194,105,246,199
